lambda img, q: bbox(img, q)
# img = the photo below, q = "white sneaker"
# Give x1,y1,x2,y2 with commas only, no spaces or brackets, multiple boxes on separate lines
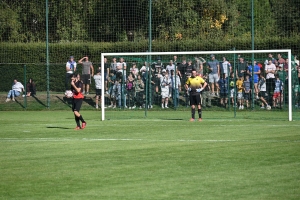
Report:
139,106,142,109
132,106,136,109
129,107,132,109
165,106,169,108
239,106,242,110
12,98,15,101
5,98,10,102
113,106,116,109
95,105,99,109
241,105,244,109
261,106,265,109
161,105,164,109
125,106,128,109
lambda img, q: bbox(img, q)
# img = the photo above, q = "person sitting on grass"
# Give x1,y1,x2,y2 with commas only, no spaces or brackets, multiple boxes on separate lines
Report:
26,78,36,97
6,79,24,102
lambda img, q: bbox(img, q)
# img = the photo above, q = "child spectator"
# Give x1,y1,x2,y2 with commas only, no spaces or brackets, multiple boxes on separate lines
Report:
273,74,284,108
229,72,236,107
134,74,144,109
236,75,244,109
93,70,102,109
243,75,251,108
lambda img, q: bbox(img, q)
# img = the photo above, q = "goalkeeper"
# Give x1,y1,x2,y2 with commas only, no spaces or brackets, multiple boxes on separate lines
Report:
185,69,207,122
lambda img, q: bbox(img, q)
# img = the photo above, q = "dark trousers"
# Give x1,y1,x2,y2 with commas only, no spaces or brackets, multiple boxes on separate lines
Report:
65,73,73,90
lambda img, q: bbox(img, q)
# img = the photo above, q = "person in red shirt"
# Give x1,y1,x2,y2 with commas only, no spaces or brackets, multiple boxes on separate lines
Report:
70,73,86,130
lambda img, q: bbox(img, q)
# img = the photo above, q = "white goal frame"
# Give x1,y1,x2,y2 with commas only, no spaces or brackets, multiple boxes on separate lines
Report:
101,49,293,121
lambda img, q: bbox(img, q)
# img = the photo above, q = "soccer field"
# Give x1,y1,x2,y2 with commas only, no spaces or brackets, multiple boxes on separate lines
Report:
0,111,299,199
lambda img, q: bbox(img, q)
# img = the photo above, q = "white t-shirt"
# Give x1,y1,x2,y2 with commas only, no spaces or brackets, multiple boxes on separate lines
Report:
66,61,77,74
160,75,171,91
12,82,24,92
117,62,127,72
265,63,276,79
93,75,102,89
222,61,231,76
165,64,175,74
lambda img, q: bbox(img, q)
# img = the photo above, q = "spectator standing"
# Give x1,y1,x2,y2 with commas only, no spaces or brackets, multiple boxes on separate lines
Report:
107,71,117,108
78,56,94,95
207,54,220,96
165,60,175,76
221,57,231,78
116,57,127,80
130,62,139,78
236,75,244,110
243,75,251,108
134,74,144,109
93,69,102,109
265,58,276,99
201,74,212,108
127,73,135,109
236,57,247,79
26,78,36,97
273,74,284,108
160,69,171,108
229,72,236,107
110,57,118,74
170,69,181,107
185,69,207,121
5,79,24,102
217,73,229,108
247,60,261,99
65,56,77,91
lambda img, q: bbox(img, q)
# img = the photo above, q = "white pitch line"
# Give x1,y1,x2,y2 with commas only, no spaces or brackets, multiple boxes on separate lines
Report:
0,138,299,143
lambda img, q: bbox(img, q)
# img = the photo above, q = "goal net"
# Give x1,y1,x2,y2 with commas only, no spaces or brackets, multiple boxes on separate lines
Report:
100,50,299,121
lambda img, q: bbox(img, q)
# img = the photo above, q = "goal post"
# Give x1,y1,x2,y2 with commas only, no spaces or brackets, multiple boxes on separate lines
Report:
101,49,295,121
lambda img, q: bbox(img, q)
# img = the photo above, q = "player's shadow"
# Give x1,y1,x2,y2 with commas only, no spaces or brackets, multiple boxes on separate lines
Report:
56,96,72,108
46,126,71,129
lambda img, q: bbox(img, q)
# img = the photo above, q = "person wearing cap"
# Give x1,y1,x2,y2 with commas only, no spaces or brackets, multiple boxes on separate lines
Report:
65,56,77,91
207,54,220,97
160,69,171,108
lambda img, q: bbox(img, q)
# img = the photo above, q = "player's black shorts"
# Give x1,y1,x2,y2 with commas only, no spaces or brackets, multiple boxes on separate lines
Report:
82,74,91,84
72,98,83,112
95,89,102,96
190,94,201,105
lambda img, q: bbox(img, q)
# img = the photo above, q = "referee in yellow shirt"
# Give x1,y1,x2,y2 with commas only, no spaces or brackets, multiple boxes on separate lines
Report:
185,69,207,121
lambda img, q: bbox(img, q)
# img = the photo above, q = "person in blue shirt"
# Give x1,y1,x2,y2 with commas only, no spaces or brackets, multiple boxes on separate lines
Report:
217,73,228,108
247,60,261,99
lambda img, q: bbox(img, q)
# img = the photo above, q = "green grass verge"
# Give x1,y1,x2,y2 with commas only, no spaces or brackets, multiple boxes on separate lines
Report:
0,111,299,199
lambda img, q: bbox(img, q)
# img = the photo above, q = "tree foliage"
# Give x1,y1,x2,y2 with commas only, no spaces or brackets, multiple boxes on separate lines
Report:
0,0,299,42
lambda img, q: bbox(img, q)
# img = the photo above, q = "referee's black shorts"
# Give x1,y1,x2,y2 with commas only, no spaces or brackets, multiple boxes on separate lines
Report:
190,94,201,106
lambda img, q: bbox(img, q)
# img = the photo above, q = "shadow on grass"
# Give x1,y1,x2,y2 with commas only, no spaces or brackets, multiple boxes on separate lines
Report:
83,96,95,107
56,96,72,108
46,126,71,129
15,99,25,109
32,95,47,107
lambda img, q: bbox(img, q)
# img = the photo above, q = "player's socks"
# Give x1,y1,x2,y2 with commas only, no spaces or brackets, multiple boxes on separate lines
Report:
79,115,85,122
198,109,202,119
75,116,81,128
191,108,195,119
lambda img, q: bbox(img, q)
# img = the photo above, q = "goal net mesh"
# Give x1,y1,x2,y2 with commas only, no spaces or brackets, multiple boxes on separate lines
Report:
101,50,299,121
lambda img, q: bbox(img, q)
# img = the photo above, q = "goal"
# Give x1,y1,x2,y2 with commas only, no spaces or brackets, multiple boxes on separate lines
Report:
100,50,297,121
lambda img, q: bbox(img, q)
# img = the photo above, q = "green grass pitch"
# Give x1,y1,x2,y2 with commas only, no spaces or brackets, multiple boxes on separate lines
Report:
0,110,299,199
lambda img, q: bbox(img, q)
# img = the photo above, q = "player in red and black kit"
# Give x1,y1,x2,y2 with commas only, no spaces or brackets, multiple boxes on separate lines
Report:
71,73,86,130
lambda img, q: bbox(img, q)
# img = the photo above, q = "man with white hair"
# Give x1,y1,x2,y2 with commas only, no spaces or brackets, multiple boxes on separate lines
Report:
6,79,24,102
